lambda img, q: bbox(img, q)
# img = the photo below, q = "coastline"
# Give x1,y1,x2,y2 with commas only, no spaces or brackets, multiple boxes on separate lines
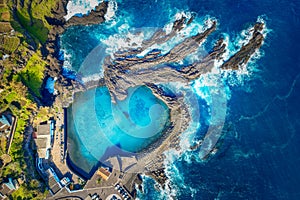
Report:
42,1,267,198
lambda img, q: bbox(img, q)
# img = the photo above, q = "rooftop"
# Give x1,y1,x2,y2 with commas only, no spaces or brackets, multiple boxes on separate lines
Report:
0,178,16,197
37,124,50,136
48,176,61,195
35,138,48,149
96,167,111,181
0,115,10,127
47,168,62,195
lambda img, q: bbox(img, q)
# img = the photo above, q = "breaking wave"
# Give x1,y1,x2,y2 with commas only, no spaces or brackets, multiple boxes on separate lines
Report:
61,2,270,199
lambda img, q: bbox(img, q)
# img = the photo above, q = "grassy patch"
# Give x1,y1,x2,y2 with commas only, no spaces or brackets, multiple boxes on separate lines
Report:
16,9,48,44
0,22,12,32
19,52,46,98
1,36,20,53
14,0,60,44
0,136,7,156
31,0,59,29
1,11,10,21
11,184,47,200
5,91,17,103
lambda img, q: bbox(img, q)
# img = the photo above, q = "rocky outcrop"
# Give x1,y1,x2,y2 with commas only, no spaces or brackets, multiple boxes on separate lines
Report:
42,1,108,107
103,17,264,105
104,18,219,103
65,2,108,27
221,23,264,70
97,16,266,179
40,1,266,195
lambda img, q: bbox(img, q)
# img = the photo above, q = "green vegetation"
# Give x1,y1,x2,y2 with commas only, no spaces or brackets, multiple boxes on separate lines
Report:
0,11,10,21
96,177,102,184
0,70,48,198
13,0,60,44
0,22,12,32
15,9,48,44
0,0,62,198
19,52,46,97
0,136,7,155
0,1,10,22
1,36,20,53
12,184,48,200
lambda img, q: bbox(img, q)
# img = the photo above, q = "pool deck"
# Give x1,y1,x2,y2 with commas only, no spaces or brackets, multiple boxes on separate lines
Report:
46,81,189,199
50,108,82,184
46,105,138,200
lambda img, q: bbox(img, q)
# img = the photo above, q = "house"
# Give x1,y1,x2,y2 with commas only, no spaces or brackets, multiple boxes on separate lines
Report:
33,123,52,159
0,115,11,135
0,178,18,199
46,168,62,195
96,167,111,181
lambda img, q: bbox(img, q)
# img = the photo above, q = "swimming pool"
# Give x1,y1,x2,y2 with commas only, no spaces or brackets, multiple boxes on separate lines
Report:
67,86,170,175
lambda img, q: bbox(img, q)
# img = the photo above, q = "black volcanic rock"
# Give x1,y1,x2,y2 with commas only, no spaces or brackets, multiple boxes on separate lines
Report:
41,1,109,106
101,19,265,104
221,22,264,70
65,2,108,27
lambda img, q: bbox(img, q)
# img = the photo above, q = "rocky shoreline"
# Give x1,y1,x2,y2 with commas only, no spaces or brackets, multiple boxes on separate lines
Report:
41,0,266,197
42,0,108,107
100,17,265,187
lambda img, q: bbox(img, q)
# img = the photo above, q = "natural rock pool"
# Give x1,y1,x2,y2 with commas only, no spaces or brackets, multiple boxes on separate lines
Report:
67,86,169,175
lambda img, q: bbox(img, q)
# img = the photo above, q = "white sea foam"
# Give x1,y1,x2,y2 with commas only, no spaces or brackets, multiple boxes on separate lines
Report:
143,13,215,57
62,50,73,69
136,15,270,198
161,11,192,34
64,0,103,21
104,0,118,21
214,34,230,68
102,30,145,57
102,11,215,59
81,73,104,83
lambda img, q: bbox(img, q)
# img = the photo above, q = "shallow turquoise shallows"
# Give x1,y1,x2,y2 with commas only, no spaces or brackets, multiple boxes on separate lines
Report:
67,86,169,174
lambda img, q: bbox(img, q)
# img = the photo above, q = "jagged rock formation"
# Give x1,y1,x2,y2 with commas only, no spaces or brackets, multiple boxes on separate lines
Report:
103,16,264,105
65,2,108,27
221,23,264,70
99,15,265,179
41,1,266,197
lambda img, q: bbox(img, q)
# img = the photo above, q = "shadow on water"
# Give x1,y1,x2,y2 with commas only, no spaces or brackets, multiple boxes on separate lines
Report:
66,143,138,179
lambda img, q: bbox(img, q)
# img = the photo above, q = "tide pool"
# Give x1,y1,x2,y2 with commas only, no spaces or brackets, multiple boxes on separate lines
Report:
67,86,169,175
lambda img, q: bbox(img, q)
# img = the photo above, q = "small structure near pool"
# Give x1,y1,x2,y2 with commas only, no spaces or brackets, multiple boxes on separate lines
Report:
96,167,111,181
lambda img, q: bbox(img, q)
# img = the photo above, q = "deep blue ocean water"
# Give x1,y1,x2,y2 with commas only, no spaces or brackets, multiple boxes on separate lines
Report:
62,0,300,199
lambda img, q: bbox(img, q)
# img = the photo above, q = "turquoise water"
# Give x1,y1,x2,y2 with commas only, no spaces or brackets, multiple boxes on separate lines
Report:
67,86,169,174
61,0,300,199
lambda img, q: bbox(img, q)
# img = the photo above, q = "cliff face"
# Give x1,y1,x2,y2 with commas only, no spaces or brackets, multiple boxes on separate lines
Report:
42,1,108,107
65,2,108,27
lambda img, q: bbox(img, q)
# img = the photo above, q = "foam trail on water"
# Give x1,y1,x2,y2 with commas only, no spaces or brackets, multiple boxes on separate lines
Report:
102,30,146,57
